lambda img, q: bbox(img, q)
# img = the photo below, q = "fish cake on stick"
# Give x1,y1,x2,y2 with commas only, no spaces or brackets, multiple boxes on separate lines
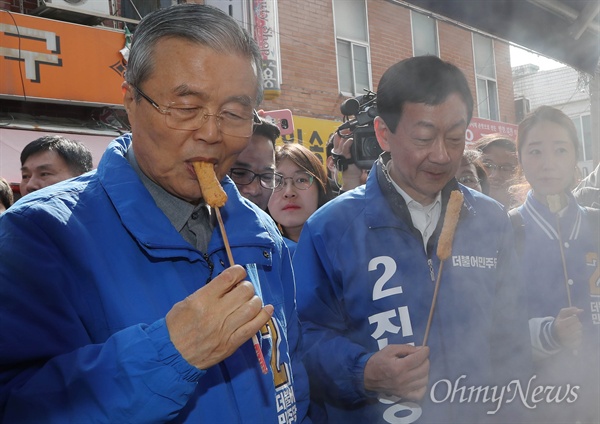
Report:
193,161,227,208
192,161,269,374
423,190,463,346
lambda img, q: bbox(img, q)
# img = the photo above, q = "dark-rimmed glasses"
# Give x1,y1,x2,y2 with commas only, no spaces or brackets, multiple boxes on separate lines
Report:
132,85,259,137
274,171,315,192
482,161,516,174
229,168,284,190
457,175,481,186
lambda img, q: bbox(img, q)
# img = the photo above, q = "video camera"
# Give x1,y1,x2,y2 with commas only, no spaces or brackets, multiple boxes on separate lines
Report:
336,90,383,170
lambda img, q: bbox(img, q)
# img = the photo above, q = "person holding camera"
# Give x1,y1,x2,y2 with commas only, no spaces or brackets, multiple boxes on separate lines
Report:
326,131,369,195
294,56,531,423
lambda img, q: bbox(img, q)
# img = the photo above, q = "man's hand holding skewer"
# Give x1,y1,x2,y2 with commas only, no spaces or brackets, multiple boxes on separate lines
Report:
166,265,274,370
363,344,430,401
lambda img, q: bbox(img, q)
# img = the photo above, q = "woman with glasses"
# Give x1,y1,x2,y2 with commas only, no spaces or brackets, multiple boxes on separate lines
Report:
268,143,333,251
474,133,518,208
455,148,489,194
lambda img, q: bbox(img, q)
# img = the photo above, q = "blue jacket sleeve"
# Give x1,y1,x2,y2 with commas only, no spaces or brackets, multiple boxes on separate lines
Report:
0,211,202,423
294,222,375,405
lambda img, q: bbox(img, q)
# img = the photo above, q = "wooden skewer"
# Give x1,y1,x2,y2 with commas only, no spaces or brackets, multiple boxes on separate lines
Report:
547,195,571,307
214,207,234,266
214,206,268,374
422,261,443,347
193,162,269,375
555,218,572,307
422,190,463,347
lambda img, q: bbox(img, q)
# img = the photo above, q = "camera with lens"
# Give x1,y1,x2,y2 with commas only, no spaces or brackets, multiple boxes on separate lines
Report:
336,90,383,170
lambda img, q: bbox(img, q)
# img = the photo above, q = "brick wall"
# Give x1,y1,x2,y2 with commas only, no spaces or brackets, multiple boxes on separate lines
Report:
494,41,516,124
262,0,515,124
1,0,515,124
368,1,413,86
260,0,341,120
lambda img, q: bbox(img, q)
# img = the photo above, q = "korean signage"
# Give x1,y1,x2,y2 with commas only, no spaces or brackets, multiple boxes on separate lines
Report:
466,117,518,147
0,12,126,105
253,0,281,100
279,116,340,167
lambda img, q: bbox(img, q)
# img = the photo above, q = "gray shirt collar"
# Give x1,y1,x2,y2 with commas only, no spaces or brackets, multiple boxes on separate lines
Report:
125,147,207,232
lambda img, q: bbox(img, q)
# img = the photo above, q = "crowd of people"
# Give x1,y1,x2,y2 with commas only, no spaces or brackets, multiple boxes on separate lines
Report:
0,3,598,424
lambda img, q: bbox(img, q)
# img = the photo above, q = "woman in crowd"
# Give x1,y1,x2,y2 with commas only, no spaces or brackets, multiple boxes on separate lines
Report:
0,177,14,215
510,105,599,424
268,143,333,253
455,148,489,194
474,133,518,207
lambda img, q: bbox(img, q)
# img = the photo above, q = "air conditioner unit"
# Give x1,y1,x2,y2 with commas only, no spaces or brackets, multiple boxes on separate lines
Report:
34,0,111,25
514,97,531,123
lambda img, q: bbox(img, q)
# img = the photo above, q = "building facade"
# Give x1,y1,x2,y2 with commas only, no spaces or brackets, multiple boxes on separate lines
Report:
1,0,517,184
513,64,595,176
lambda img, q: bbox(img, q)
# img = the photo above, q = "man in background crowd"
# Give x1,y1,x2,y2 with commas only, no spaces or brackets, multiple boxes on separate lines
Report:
229,117,281,210
20,135,93,196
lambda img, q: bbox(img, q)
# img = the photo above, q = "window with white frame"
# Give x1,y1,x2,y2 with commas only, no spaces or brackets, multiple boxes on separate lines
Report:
473,33,499,121
411,11,438,57
333,0,371,96
571,114,592,161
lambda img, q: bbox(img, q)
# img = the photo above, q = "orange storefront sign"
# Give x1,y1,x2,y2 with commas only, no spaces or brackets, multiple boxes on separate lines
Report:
0,11,126,106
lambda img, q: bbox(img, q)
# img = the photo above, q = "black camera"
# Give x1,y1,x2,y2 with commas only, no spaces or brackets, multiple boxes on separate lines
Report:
336,91,383,170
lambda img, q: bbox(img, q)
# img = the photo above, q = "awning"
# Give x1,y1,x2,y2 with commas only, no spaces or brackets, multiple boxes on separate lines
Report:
398,0,600,74
0,127,117,184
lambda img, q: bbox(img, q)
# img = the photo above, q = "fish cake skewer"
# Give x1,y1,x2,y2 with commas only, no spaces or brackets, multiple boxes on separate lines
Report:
192,161,269,374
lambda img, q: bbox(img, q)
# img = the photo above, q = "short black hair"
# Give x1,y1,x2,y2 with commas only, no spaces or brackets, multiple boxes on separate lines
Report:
377,56,473,133
252,117,281,147
20,135,93,176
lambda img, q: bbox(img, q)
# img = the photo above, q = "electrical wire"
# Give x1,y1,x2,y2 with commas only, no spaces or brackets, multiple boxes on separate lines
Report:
2,10,27,101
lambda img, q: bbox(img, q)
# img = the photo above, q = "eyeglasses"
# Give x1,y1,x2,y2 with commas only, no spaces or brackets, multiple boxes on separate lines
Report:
457,175,481,186
229,168,284,190
482,161,516,174
274,171,315,192
132,85,259,137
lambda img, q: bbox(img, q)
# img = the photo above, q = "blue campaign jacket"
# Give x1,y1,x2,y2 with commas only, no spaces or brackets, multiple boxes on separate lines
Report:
294,159,532,424
0,135,310,423
514,192,600,423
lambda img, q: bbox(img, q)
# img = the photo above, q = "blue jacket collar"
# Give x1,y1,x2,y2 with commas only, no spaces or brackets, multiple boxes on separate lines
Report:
97,134,276,261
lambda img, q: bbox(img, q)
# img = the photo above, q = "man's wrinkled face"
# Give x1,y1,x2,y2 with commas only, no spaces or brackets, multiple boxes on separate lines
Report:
123,38,259,204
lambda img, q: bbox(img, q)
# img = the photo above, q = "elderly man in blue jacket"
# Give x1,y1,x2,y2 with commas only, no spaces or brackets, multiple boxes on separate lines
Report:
0,4,309,423
294,56,532,423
